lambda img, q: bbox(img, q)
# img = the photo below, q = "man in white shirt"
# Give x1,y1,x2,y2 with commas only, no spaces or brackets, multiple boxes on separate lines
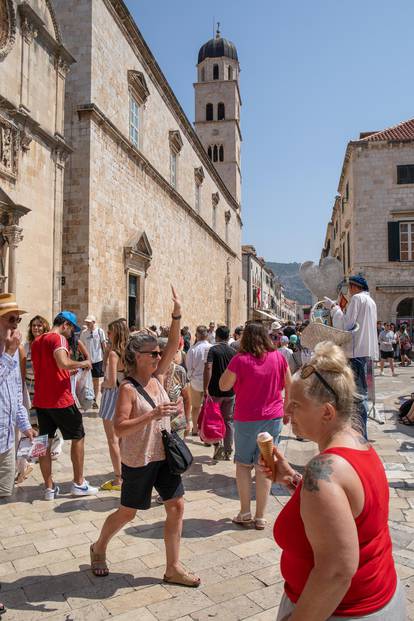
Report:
186,325,211,435
325,274,378,439
80,315,106,408
279,335,295,374
207,322,216,345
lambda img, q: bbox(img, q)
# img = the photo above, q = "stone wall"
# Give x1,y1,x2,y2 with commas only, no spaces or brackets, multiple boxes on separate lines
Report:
0,0,72,326
323,140,414,324
56,0,244,331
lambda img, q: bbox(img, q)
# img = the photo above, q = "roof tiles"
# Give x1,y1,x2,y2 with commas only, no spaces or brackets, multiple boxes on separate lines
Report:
359,118,414,142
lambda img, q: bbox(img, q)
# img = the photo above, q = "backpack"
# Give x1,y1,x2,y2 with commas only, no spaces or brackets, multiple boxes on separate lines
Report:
198,396,225,444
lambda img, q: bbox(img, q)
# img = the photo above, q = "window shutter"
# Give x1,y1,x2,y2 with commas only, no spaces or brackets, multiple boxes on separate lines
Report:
388,222,400,261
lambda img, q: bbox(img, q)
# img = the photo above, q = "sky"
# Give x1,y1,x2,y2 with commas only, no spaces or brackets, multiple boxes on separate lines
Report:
125,0,414,263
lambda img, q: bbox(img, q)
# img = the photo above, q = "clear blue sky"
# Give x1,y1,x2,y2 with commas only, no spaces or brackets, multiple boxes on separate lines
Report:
126,0,414,263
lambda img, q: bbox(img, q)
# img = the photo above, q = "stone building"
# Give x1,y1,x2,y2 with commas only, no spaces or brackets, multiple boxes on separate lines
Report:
0,0,73,320
242,245,282,321
54,0,244,329
321,118,414,335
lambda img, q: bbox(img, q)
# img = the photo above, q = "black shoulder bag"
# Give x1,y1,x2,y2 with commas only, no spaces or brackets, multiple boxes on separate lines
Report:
126,376,193,475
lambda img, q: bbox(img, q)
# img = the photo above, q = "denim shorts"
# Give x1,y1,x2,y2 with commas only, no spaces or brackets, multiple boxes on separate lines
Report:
234,418,283,465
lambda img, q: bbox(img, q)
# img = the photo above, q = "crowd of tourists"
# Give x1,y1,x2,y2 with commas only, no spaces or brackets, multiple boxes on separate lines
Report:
0,272,407,619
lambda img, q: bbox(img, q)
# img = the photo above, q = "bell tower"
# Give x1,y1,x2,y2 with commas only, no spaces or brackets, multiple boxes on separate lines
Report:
194,26,241,205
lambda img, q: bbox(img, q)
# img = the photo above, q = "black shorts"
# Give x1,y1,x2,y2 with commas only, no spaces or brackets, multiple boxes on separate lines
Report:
91,361,104,378
380,351,394,360
36,404,85,440
121,460,184,510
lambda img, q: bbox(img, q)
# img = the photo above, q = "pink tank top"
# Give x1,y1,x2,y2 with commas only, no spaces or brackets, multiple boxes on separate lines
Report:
119,378,171,468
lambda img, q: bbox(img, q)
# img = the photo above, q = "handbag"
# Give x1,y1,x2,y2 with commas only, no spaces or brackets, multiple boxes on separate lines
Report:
126,376,193,475
198,396,225,444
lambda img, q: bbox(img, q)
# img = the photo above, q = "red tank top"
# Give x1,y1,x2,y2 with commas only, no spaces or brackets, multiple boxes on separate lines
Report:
274,446,397,617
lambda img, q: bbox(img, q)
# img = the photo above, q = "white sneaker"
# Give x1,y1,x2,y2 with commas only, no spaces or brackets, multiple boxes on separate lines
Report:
44,485,60,501
71,480,98,496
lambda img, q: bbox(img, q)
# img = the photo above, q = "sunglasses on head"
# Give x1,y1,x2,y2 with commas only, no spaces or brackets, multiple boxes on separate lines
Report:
5,316,22,324
138,350,162,358
300,364,338,402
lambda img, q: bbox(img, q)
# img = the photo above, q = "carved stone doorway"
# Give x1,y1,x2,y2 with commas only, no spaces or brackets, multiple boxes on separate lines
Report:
124,231,152,329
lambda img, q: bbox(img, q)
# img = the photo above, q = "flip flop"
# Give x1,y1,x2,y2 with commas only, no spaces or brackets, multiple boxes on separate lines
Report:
90,544,109,577
232,512,253,526
254,518,267,530
400,416,414,426
100,480,121,491
163,569,200,588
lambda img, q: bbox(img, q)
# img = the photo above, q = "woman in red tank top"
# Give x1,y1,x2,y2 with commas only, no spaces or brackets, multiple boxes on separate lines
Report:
260,341,405,621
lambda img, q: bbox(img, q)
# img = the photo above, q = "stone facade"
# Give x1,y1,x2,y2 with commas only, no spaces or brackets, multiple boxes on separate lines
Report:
321,122,414,333
242,245,284,322
54,0,244,330
0,0,73,322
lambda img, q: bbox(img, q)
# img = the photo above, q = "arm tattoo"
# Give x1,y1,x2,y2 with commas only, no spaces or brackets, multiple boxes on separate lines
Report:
303,456,334,492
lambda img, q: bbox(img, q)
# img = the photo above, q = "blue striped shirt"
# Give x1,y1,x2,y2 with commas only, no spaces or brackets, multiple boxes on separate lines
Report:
0,350,31,454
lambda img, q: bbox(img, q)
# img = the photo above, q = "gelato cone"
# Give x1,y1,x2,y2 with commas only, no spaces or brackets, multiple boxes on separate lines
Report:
257,432,275,479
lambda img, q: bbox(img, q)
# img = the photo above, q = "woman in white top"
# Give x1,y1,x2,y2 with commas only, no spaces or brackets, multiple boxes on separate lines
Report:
99,318,129,491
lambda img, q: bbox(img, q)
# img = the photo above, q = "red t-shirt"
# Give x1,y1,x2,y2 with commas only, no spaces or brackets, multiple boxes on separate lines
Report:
31,332,74,409
227,350,287,422
274,446,397,616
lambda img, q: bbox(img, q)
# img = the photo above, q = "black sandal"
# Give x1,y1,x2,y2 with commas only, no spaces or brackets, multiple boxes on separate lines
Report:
400,415,414,426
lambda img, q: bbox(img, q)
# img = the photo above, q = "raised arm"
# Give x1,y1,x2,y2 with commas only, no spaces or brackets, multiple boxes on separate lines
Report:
156,286,181,376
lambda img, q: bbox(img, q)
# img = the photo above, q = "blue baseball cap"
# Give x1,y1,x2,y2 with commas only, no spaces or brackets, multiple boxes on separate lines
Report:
56,311,81,333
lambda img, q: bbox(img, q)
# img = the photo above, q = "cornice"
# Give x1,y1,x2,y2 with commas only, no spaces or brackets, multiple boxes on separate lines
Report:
103,0,241,214
0,95,73,154
77,103,240,258
18,2,75,65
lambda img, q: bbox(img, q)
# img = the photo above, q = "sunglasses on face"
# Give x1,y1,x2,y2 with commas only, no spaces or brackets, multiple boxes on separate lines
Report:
138,350,162,358
4,316,22,324
300,364,338,402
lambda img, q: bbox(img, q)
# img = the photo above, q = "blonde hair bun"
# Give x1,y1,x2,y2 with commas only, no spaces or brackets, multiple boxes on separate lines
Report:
312,341,347,373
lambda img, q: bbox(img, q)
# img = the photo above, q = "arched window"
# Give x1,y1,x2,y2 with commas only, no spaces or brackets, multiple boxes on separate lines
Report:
213,145,218,162
213,64,219,80
208,146,212,160
219,145,224,162
206,103,213,121
200,67,205,82
217,102,225,121
228,66,233,80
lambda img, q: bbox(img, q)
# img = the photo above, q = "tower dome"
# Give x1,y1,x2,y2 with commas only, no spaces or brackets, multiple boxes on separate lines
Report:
197,27,238,64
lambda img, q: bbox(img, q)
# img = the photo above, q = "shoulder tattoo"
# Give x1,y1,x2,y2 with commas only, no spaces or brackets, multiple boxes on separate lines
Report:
303,456,334,492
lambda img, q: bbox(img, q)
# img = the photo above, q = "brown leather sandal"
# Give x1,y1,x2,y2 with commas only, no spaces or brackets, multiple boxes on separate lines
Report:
163,568,200,588
90,544,109,577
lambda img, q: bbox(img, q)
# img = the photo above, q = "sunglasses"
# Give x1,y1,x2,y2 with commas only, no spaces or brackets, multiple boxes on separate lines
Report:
4,316,22,324
138,350,162,358
300,364,338,402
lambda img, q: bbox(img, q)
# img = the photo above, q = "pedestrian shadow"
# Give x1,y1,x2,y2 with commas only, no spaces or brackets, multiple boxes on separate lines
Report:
1,568,160,615
124,516,238,539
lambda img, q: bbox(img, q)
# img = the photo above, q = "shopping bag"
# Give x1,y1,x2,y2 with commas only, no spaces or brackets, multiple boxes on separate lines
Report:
75,370,95,410
198,396,225,444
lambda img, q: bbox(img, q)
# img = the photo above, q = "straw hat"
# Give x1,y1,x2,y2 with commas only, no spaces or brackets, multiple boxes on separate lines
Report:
0,293,26,318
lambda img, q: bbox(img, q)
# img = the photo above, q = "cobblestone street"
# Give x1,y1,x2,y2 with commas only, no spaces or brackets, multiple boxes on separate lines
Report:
0,367,413,620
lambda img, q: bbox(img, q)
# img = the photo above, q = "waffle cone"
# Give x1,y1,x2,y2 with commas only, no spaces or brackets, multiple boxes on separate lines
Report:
257,438,275,478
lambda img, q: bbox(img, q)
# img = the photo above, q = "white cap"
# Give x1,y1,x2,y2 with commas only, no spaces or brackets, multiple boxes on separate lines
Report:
84,314,96,323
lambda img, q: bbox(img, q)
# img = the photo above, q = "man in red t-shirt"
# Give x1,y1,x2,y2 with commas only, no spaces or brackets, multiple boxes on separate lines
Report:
32,311,98,500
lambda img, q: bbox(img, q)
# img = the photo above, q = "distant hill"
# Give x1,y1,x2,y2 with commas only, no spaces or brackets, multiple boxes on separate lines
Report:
266,262,312,306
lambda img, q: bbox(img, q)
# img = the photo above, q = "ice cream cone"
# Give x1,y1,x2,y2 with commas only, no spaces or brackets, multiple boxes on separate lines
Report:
257,434,275,480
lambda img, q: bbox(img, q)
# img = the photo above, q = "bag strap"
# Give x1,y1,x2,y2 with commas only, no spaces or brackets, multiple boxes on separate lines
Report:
125,376,157,409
